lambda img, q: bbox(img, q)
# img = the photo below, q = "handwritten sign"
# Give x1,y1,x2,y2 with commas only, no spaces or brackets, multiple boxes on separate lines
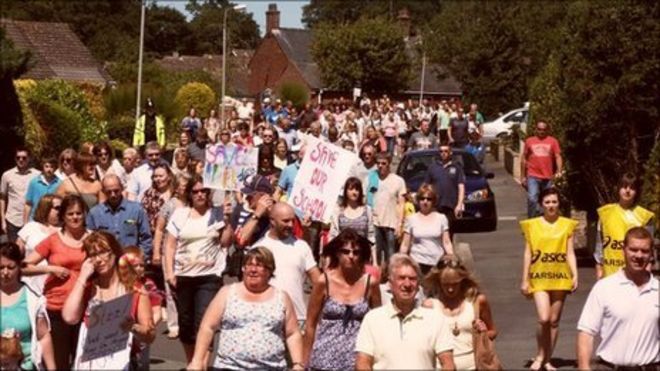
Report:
288,137,358,222
79,293,132,363
204,143,258,190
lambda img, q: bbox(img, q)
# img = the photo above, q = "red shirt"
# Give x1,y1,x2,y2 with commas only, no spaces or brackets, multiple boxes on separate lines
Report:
524,136,561,180
35,232,86,311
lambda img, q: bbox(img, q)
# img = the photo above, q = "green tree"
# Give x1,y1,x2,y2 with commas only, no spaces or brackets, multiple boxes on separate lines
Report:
302,0,441,29
311,17,411,93
0,28,33,170
424,2,566,116
145,4,191,57
185,0,260,54
530,2,660,212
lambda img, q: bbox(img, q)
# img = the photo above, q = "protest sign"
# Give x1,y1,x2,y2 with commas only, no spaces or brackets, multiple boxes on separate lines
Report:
203,143,258,190
78,293,132,364
288,137,358,222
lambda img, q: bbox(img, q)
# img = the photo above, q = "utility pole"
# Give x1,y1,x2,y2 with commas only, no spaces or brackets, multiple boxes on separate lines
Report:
135,0,146,125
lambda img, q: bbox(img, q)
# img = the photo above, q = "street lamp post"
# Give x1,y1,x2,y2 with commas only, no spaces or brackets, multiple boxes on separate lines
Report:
135,0,146,126
221,4,247,128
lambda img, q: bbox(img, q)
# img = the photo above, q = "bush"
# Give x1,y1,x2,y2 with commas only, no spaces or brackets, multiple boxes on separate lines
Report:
278,82,309,109
174,82,216,120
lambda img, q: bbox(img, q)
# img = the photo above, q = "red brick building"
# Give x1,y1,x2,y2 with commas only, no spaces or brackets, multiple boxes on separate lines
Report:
248,4,462,101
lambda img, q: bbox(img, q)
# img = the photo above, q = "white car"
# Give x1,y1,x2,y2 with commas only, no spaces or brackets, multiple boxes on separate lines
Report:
482,105,529,143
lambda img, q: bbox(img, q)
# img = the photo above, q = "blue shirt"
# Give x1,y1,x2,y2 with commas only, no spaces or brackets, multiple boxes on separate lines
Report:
25,175,61,220
278,162,300,199
424,161,465,210
86,198,153,258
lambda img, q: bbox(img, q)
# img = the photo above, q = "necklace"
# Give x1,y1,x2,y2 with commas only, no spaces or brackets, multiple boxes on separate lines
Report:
452,322,460,337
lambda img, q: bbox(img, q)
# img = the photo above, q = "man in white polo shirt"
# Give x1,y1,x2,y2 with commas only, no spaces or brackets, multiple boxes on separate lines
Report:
253,202,321,326
577,227,659,370
356,253,454,370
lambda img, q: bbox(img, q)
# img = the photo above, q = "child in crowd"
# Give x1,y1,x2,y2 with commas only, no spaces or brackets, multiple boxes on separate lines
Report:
118,246,163,370
0,329,23,370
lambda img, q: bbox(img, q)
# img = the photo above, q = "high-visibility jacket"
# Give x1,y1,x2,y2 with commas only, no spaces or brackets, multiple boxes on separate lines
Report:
520,216,578,292
597,203,654,277
133,114,166,147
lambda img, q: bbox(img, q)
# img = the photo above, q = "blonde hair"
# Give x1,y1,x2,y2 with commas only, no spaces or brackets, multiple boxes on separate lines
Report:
422,255,480,301
117,246,145,291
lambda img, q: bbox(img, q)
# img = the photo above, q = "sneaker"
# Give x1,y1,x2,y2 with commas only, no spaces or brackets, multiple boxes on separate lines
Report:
167,328,179,339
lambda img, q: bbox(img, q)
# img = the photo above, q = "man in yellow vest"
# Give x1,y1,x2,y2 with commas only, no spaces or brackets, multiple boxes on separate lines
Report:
594,173,655,278
133,98,166,150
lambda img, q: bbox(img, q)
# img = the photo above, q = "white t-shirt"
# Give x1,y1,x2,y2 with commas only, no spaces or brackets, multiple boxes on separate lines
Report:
405,212,450,266
17,222,54,293
372,173,406,229
252,233,316,320
237,105,254,120
166,208,227,277
577,270,659,366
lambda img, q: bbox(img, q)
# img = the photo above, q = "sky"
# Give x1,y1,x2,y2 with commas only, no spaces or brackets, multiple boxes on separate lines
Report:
164,1,309,35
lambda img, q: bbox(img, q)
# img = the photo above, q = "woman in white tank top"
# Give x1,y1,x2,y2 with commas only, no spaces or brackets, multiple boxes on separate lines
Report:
422,256,498,370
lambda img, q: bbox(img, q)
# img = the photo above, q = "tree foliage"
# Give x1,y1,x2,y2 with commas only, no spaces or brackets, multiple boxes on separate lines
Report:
0,28,33,169
174,82,217,119
1,0,260,62
302,0,442,29
530,2,660,212
311,17,411,93
424,2,566,117
185,0,260,53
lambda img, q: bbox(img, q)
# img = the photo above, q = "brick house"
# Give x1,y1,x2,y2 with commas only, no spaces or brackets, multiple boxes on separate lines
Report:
1,19,111,85
248,4,462,101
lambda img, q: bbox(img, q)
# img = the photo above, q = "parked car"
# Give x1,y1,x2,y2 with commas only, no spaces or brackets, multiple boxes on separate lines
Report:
482,104,529,143
396,149,497,232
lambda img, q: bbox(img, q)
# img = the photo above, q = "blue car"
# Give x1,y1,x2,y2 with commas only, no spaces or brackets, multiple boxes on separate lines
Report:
396,149,497,232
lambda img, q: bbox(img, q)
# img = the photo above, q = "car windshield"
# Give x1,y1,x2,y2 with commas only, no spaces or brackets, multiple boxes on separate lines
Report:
401,152,482,179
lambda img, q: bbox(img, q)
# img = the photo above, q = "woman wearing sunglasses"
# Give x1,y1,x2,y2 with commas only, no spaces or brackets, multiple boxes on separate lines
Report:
400,184,453,275
422,256,497,370
163,175,233,364
303,228,381,370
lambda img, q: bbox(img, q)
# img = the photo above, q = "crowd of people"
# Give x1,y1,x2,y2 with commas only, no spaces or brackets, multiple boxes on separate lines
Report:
0,94,657,370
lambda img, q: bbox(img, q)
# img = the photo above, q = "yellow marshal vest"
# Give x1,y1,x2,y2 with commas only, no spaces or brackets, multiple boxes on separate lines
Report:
597,203,654,277
520,216,578,292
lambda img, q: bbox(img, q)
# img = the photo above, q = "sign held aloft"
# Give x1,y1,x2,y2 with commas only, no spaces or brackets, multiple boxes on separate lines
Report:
288,137,358,223
203,143,258,190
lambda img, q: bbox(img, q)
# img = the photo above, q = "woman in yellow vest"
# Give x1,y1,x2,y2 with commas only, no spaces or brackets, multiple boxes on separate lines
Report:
520,188,578,371
595,173,655,278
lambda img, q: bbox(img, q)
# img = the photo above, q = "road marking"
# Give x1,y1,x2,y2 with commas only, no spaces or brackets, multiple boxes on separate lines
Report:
498,216,518,221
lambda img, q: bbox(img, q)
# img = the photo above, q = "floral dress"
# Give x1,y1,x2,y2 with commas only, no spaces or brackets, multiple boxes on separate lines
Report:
309,274,371,370
214,284,287,369
141,188,166,233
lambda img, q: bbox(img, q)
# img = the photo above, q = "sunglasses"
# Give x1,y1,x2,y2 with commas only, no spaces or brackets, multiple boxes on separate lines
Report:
339,248,360,256
418,197,433,201
62,158,73,163
51,205,61,210
15,156,27,160
191,189,208,194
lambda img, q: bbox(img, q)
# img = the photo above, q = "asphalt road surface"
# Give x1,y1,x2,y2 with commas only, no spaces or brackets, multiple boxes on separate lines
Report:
149,154,598,369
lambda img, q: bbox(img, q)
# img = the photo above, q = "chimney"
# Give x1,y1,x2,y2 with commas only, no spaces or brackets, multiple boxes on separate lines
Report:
397,8,412,37
266,3,280,34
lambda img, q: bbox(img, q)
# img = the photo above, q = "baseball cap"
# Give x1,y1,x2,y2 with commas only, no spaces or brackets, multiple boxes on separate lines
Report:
263,97,271,104
241,174,273,195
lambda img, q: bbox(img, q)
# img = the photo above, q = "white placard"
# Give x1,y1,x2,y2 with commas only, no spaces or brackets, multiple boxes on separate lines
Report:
288,137,358,222
78,293,133,364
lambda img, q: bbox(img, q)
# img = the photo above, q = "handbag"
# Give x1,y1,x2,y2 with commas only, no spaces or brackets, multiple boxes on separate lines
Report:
472,297,503,370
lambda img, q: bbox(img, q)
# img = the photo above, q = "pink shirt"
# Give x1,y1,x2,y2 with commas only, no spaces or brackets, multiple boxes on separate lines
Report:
524,136,561,179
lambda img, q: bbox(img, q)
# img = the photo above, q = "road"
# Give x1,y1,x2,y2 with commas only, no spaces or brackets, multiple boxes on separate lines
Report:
457,155,597,369
149,154,597,369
